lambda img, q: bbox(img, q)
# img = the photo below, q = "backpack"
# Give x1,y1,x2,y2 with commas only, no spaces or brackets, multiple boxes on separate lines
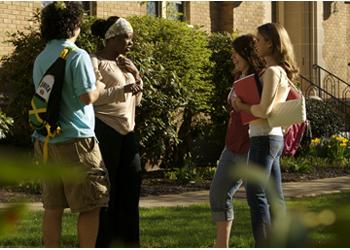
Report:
282,120,309,156
28,47,73,162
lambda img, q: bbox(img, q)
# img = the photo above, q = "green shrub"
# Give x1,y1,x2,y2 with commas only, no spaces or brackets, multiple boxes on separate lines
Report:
187,32,237,166
281,155,350,173
0,17,44,145
306,98,344,138
164,165,215,185
128,16,213,168
281,157,314,173
0,112,13,140
207,32,236,139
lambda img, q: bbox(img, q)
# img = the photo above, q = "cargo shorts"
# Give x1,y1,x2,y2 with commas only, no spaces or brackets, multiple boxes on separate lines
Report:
34,137,110,213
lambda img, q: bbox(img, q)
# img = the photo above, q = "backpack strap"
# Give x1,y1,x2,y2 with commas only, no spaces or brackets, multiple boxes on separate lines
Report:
42,46,73,163
275,65,303,96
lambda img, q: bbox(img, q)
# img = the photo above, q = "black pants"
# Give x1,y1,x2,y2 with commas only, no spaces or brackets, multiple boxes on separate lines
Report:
95,118,142,248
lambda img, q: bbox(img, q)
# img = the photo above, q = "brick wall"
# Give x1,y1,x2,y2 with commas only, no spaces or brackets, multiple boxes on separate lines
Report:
233,1,272,35
187,1,233,33
322,2,349,86
95,1,147,19
187,1,211,32
0,1,41,60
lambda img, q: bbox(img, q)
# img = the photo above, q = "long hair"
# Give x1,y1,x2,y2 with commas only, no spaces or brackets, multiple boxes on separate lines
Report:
257,23,299,81
232,34,265,76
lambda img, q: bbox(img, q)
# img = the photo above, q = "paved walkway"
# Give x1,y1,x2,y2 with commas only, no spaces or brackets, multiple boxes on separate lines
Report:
139,175,350,208
1,175,350,210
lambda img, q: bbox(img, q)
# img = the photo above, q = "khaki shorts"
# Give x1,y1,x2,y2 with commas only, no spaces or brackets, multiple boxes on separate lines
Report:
34,137,110,213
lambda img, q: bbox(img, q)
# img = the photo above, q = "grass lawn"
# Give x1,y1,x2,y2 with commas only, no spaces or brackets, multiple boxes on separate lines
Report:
0,192,350,247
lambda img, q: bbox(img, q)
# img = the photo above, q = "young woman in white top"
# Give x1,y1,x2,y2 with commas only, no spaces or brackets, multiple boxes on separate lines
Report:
232,23,299,247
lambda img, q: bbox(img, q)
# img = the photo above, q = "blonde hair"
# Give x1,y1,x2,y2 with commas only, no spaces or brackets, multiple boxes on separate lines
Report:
257,23,299,81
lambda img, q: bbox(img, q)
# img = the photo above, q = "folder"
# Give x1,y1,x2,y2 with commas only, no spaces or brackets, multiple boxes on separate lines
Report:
234,73,261,124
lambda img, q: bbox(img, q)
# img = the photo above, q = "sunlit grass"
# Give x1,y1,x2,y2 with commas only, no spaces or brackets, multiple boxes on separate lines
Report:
1,192,349,247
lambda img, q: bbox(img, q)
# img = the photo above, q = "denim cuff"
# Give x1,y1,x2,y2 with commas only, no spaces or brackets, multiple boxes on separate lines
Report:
211,209,234,222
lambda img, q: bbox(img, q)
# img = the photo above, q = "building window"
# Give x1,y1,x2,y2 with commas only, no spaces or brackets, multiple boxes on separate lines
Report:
147,1,186,21
147,1,162,17
166,1,186,21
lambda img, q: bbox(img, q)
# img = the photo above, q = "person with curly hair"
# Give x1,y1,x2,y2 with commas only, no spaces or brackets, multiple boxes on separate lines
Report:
33,2,109,247
89,16,143,247
232,23,299,247
209,34,265,247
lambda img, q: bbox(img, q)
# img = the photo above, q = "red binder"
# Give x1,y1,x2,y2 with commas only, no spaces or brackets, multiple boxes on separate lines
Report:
234,74,261,124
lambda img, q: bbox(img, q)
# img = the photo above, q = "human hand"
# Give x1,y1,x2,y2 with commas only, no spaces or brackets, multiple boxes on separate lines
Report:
232,97,243,111
117,55,140,78
96,81,106,91
123,83,143,95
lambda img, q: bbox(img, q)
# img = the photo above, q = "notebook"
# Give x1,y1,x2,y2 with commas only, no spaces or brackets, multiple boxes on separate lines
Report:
234,73,261,124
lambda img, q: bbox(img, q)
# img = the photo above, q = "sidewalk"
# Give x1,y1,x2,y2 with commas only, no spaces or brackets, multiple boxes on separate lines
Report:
2,175,350,210
140,175,350,208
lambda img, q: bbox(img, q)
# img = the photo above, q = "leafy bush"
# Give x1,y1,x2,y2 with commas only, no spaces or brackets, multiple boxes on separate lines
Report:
306,98,344,138
165,166,216,185
207,32,235,138
188,32,237,166
281,156,313,173
128,16,213,167
0,112,13,139
281,155,350,173
0,16,44,145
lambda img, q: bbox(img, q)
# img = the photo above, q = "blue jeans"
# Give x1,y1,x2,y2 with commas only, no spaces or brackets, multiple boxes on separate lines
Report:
246,135,285,247
209,147,246,221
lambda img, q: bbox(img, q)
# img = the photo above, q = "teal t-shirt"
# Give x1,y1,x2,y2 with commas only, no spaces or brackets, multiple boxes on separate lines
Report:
32,39,96,143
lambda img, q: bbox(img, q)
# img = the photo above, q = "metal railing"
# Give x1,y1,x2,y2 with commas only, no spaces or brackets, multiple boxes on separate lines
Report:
299,74,350,132
313,64,350,105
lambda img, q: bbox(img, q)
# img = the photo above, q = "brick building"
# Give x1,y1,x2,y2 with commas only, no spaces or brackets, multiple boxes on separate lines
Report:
1,1,349,84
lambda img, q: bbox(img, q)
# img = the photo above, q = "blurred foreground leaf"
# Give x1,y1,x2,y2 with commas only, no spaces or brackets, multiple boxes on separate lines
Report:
0,154,83,184
0,204,26,238
0,154,84,238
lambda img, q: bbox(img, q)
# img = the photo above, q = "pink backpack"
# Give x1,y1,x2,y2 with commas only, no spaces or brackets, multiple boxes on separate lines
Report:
283,121,309,156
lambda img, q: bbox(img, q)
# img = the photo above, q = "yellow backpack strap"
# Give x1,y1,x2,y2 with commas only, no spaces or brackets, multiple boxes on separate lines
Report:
43,135,50,164
60,47,73,60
